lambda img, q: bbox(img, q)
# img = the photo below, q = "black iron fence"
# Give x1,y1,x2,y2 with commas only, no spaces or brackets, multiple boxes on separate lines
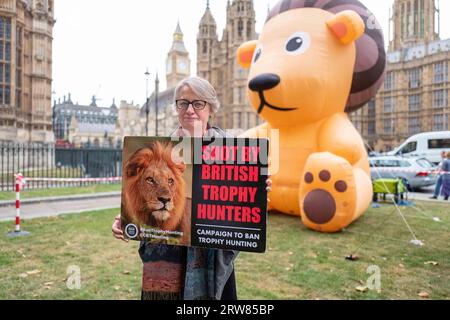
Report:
0,142,122,192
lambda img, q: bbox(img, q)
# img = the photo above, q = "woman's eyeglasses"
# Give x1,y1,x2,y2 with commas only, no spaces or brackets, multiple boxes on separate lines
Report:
175,99,207,111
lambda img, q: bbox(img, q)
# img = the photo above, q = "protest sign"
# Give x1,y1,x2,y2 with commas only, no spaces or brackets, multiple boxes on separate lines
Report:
121,136,268,253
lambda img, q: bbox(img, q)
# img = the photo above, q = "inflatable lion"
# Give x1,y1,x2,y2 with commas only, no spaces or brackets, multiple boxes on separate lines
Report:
237,0,386,232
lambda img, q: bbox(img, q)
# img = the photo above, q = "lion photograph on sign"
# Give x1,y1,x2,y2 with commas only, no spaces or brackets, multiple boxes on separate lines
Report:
121,138,191,245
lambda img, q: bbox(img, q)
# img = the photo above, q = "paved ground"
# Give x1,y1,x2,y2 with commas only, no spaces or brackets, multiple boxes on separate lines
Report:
0,194,120,222
408,185,450,202
409,186,434,201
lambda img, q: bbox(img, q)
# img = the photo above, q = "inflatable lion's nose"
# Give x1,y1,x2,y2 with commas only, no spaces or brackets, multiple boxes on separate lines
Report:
249,73,281,92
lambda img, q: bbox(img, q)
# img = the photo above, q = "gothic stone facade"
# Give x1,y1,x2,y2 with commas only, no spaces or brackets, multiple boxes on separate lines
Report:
197,0,262,134
53,95,120,148
0,0,54,143
350,0,449,152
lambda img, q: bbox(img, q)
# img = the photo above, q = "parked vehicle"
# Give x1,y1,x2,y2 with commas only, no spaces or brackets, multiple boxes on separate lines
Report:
369,156,437,191
387,131,450,165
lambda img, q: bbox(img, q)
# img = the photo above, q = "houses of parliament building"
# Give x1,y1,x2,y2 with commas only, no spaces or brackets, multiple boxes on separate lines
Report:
197,0,261,134
200,0,449,148
350,0,449,152
0,0,54,143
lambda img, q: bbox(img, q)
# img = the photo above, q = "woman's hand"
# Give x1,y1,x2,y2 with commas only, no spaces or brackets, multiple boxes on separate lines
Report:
112,214,128,242
266,177,272,204
266,178,272,193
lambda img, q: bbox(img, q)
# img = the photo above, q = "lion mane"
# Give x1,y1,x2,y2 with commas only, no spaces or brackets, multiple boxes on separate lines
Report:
122,141,189,238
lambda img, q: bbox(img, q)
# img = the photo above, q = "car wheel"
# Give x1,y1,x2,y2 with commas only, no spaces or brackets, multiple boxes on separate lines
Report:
400,178,413,192
407,183,416,192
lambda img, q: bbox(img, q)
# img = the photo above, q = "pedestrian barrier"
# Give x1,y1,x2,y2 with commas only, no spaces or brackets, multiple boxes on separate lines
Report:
22,177,122,183
5,174,122,238
371,167,449,175
6,174,30,237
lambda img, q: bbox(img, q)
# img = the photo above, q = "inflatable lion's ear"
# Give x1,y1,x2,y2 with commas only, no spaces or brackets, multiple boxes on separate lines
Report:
327,10,364,45
237,40,258,69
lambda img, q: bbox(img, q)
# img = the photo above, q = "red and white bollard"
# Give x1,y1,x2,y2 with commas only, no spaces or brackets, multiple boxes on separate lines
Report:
15,174,24,232
7,173,30,237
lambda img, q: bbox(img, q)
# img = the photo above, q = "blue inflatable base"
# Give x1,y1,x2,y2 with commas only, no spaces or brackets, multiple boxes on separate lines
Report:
398,200,414,207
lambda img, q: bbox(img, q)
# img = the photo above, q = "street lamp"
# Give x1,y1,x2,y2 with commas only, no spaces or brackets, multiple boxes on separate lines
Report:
51,90,57,140
145,68,150,136
155,72,159,136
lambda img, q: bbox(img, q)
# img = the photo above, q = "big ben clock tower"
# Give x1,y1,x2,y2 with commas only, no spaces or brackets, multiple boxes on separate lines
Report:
166,22,191,88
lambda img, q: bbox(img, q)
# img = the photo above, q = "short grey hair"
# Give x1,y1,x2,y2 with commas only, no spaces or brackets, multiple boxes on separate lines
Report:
173,76,220,113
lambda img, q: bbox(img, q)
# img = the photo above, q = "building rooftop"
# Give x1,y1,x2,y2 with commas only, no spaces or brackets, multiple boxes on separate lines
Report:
170,22,188,53
54,95,118,117
77,123,116,134
200,2,217,27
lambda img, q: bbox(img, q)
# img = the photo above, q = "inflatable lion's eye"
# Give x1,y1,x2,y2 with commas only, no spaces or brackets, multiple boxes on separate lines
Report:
253,44,263,63
285,32,310,55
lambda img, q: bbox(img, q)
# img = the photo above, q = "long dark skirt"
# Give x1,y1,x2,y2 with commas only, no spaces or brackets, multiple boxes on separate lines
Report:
441,175,450,197
141,268,238,300
220,269,237,300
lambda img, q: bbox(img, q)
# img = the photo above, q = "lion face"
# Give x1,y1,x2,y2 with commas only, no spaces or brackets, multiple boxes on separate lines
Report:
136,163,181,222
123,142,186,229
238,8,364,127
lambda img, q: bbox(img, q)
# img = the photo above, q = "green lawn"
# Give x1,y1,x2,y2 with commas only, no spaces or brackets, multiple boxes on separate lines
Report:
0,202,449,300
0,183,121,201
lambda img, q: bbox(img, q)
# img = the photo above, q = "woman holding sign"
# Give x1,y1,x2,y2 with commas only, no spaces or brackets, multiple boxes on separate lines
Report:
113,77,270,300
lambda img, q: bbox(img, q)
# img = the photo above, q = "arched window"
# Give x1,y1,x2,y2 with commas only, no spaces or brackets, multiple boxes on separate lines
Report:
16,25,22,108
419,0,424,37
414,0,418,35
202,40,208,54
247,21,252,38
407,1,412,36
0,16,12,105
238,19,243,38
401,3,405,39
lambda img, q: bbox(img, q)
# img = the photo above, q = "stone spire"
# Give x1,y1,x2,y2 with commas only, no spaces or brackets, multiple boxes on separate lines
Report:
170,21,188,53
199,1,217,29
390,0,439,51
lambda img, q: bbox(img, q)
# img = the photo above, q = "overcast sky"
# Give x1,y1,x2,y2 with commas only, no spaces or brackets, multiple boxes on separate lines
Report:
52,0,450,108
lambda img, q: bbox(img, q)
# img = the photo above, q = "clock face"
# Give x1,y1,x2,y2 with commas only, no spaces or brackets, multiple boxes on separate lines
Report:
178,60,187,73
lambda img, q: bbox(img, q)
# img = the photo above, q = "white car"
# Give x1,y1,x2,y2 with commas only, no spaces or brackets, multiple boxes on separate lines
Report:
369,156,438,191
387,131,450,165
